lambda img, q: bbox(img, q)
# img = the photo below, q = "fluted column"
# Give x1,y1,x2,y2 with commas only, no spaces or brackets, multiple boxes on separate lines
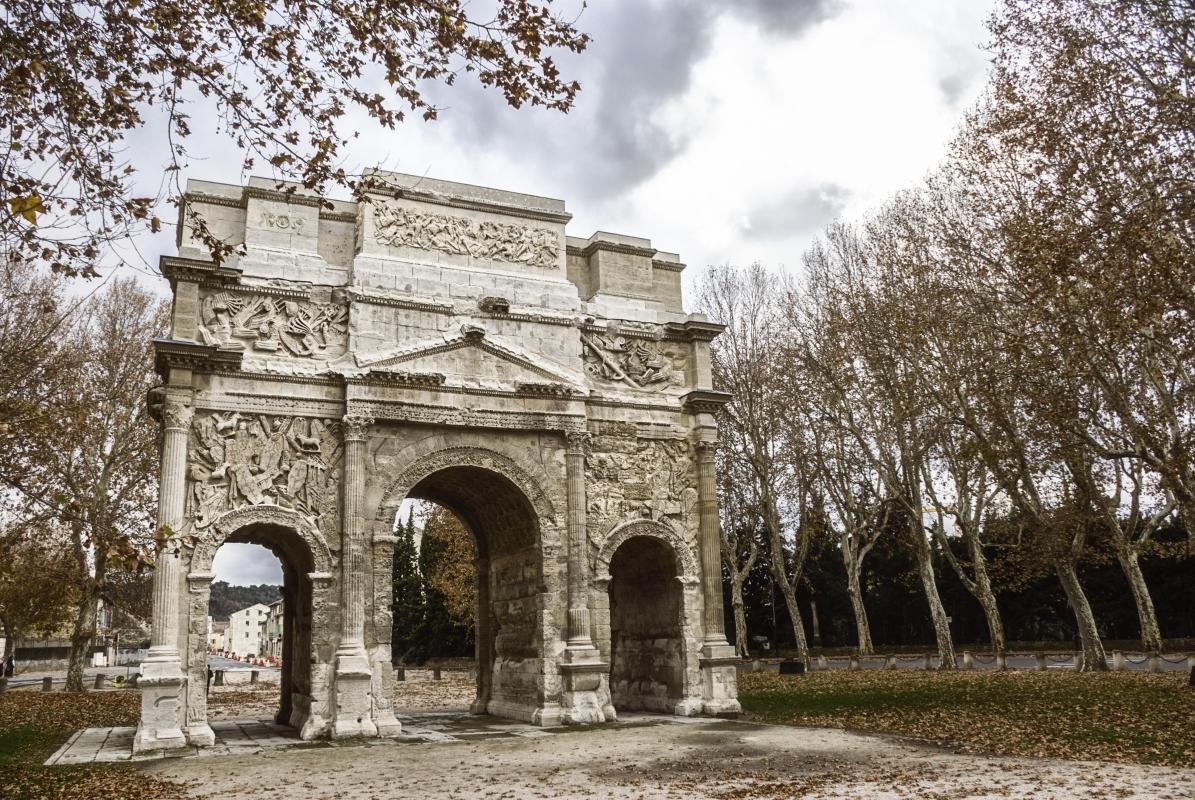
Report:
338,414,371,657
136,397,191,753
148,400,191,659
695,440,729,646
565,430,596,651
331,414,377,738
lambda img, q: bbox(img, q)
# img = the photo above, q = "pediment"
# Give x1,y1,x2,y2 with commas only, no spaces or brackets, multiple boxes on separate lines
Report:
357,327,583,392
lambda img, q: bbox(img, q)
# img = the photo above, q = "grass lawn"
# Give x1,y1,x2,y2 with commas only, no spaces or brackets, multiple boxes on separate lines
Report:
0,691,184,800
738,669,1195,767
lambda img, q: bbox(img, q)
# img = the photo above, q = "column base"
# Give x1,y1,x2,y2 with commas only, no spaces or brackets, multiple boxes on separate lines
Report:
700,641,742,717
560,654,611,724
185,723,215,747
331,651,377,739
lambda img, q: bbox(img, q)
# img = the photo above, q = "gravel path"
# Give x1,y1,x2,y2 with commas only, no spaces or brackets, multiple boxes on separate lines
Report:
143,714,1195,799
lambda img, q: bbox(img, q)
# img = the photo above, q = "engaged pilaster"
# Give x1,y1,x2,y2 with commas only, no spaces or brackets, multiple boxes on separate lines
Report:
694,438,741,716
135,398,191,753
560,429,608,724
332,414,378,738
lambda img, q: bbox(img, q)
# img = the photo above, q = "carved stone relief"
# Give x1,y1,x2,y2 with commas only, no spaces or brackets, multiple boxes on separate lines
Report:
259,211,305,231
198,290,347,357
581,333,685,389
186,413,343,538
585,437,695,529
373,203,559,269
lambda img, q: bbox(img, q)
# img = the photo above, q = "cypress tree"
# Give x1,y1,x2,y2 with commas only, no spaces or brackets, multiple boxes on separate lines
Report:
391,509,423,664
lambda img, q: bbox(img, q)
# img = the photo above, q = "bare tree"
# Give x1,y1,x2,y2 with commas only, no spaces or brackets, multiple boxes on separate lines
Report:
799,226,958,668
698,263,813,666
3,279,167,690
716,456,761,658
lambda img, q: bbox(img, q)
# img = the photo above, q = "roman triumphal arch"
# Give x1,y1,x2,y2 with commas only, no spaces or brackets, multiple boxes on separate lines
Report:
135,172,740,752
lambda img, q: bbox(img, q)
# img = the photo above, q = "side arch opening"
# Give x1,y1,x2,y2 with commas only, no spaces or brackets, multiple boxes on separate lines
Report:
606,535,685,713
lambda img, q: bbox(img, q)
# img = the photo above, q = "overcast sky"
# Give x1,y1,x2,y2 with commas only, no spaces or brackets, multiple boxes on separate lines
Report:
174,0,994,586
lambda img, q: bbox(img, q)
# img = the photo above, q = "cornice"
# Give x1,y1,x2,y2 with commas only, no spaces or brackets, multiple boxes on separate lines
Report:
153,338,243,376
160,255,243,286
345,288,454,315
682,389,733,415
651,259,686,273
365,188,572,225
663,320,726,342
575,240,658,260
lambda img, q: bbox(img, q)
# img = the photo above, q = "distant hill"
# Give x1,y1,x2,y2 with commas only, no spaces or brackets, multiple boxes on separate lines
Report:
208,582,281,621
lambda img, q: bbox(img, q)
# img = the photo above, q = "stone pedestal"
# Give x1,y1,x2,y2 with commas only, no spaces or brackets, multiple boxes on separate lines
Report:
700,643,742,716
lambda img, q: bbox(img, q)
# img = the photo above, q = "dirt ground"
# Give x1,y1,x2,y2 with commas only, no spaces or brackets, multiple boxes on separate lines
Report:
150,678,1195,800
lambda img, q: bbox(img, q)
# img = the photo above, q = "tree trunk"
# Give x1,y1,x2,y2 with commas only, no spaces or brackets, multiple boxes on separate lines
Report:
1114,545,1163,652
967,536,1006,653
843,554,874,655
65,590,97,691
910,524,956,668
1054,558,1108,671
729,572,751,658
2,619,14,660
808,593,821,648
773,573,810,664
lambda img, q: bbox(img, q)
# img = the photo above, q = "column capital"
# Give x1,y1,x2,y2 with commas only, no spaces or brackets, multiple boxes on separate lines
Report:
342,414,373,442
161,400,193,432
564,429,592,455
694,439,719,457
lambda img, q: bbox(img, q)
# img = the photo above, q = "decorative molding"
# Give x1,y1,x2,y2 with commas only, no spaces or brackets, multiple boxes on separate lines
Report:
594,517,699,580
375,445,560,529
154,338,244,376
564,430,593,454
367,187,571,225
373,202,560,269
189,505,335,576
352,399,584,433
243,185,323,208
345,288,454,315
682,389,733,416
160,255,243,286
651,259,686,273
576,240,657,260
663,320,726,342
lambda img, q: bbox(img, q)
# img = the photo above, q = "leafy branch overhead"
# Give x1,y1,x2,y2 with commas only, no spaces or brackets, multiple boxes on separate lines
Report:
0,0,590,277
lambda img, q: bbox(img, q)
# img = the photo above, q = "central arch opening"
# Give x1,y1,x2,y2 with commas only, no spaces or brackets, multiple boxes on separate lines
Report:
392,465,543,721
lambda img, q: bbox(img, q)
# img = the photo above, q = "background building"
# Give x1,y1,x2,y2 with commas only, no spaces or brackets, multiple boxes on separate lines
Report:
226,604,269,657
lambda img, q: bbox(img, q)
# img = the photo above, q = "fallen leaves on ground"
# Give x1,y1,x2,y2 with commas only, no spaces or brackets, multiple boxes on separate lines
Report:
0,691,186,800
738,669,1195,767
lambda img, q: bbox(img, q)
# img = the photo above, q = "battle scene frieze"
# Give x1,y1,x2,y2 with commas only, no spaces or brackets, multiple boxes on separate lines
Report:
374,202,559,269
186,412,343,539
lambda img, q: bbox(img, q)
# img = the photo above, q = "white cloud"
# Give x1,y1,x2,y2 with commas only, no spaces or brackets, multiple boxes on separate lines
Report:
211,543,283,586
115,0,994,300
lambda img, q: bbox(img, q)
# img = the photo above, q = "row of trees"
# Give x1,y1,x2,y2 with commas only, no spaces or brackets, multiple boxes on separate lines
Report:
705,0,1192,671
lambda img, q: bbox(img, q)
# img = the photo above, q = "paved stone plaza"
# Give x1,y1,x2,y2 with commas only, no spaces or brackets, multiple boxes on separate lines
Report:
136,173,741,753
124,714,1193,799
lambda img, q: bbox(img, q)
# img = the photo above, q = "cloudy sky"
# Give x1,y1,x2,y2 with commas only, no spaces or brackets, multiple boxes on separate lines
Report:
158,0,994,585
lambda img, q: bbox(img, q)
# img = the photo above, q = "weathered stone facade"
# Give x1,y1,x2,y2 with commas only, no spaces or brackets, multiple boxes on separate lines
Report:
135,173,740,752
